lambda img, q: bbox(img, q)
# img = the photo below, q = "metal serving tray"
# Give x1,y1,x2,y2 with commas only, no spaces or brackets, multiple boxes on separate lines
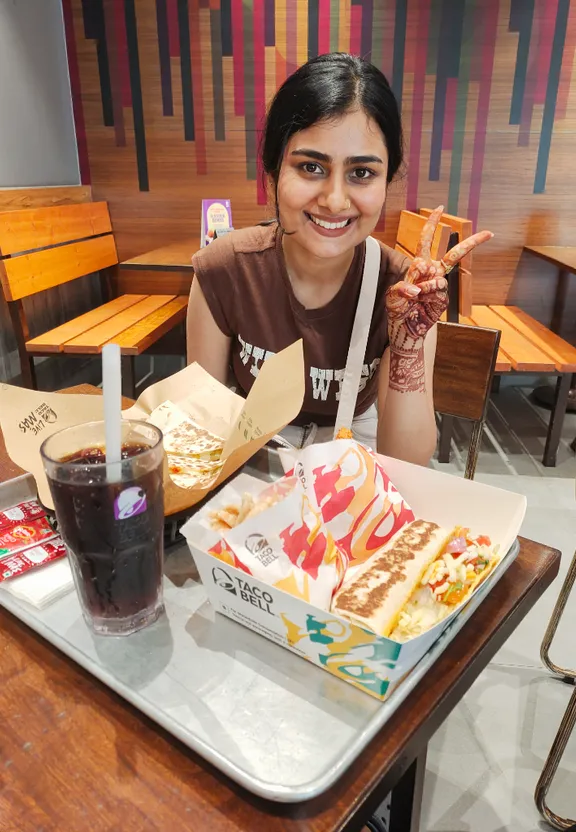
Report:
0,473,519,802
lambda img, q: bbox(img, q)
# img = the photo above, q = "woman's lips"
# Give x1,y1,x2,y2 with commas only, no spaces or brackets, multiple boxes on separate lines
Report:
305,212,358,238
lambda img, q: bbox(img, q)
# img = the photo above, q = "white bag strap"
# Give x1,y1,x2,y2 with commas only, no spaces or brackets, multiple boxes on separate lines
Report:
334,236,381,438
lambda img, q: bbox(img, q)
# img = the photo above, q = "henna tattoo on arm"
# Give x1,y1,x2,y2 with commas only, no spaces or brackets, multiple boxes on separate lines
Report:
389,345,426,393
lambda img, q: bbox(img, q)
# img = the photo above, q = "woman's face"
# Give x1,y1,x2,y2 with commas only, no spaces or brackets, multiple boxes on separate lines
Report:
276,109,389,260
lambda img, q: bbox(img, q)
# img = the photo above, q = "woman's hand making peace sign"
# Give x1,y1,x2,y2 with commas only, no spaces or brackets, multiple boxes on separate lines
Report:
385,205,494,350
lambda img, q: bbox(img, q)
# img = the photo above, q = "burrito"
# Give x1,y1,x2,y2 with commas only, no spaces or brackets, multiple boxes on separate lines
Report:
332,520,452,637
391,528,500,641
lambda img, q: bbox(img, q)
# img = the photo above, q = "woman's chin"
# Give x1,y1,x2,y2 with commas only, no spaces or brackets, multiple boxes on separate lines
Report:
297,222,367,258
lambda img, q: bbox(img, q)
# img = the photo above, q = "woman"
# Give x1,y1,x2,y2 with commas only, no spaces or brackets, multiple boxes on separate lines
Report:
187,53,492,465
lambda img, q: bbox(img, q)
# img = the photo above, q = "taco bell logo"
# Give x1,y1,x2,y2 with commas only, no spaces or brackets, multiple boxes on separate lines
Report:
245,533,277,567
212,566,237,595
114,487,147,520
212,566,275,615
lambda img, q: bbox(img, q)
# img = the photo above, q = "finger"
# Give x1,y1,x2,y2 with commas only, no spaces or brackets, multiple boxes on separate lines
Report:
406,259,438,288
415,204,444,262
442,230,494,268
416,277,448,294
393,281,421,298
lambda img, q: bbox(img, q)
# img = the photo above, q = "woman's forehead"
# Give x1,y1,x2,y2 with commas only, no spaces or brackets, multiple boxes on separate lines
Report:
285,110,388,159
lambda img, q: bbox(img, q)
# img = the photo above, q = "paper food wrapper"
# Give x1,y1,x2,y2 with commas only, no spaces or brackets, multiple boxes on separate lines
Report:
0,341,305,516
284,440,415,571
184,440,414,609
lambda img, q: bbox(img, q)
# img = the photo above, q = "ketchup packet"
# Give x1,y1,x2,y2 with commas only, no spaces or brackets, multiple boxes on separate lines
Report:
0,538,66,582
0,500,46,532
0,517,57,557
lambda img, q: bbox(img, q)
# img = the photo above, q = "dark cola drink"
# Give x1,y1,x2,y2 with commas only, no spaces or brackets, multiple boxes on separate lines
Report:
41,423,165,636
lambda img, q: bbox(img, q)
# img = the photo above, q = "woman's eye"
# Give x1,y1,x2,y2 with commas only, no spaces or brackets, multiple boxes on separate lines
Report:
301,162,323,175
351,167,375,181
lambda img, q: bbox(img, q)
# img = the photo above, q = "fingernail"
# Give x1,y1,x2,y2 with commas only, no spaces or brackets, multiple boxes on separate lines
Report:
406,286,421,297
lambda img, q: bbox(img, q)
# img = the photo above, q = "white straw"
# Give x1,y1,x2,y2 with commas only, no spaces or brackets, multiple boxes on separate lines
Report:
102,343,122,478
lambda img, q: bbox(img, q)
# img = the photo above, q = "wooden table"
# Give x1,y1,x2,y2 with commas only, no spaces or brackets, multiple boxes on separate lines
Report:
117,240,197,298
524,246,576,334
0,401,561,831
524,246,576,423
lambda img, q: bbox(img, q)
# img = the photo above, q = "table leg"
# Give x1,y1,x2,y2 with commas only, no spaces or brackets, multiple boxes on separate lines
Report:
438,415,454,464
122,356,136,399
388,747,428,832
551,269,570,334
543,375,572,467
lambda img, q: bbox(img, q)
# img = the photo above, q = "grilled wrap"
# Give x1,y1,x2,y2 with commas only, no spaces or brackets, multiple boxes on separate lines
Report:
331,520,452,637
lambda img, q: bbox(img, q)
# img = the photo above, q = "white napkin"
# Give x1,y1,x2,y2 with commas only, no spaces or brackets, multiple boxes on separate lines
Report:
2,558,74,609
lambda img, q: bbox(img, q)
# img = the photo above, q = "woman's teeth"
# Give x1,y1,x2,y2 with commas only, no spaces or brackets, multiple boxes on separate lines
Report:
308,214,351,230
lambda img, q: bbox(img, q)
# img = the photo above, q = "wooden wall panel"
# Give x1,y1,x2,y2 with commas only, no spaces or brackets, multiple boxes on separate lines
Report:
62,0,576,342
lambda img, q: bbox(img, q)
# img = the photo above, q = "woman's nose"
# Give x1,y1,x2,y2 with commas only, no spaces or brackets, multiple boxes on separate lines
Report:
318,177,349,215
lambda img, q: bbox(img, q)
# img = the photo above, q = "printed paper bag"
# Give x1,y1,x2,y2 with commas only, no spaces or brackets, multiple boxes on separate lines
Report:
0,341,305,515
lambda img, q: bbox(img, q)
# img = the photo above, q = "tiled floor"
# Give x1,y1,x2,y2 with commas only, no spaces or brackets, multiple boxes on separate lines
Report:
422,378,576,831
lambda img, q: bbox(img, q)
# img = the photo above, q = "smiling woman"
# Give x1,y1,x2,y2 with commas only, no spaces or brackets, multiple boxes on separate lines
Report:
186,53,492,465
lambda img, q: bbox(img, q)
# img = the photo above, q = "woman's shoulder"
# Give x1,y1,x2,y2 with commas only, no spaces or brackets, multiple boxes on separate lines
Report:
192,223,278,273
376,239,411,278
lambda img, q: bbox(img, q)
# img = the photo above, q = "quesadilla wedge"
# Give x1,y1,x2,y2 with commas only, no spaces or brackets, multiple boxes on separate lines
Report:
390,527,501,641
332,520,453,637
148,400,224,462
166,453,223,490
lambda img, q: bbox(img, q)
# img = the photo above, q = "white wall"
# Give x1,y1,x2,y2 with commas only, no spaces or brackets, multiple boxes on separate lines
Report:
0,0,79,186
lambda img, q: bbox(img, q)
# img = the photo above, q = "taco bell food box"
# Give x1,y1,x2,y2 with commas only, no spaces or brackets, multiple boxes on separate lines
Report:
183,444,526,701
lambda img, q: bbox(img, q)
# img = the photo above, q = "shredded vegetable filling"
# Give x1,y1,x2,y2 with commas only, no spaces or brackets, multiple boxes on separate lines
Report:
393,529,499,641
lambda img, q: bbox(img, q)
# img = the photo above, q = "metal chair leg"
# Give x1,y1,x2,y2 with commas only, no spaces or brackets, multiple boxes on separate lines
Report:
534,683,576,830
464,420,483,480
541,550,576,681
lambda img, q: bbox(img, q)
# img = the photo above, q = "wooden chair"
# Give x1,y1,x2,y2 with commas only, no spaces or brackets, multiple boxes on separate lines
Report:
421,207,576,467
394,209,451,261
394,211,469,468
419,208,473,317
0,203,188,396
433,321,501,479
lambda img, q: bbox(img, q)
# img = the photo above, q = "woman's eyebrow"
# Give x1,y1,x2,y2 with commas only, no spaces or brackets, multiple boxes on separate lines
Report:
290,148,331,162
345,154,384,165
290,149,384,165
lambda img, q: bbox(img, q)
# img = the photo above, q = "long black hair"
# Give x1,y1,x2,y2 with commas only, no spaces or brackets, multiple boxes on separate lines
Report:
261,53,403,211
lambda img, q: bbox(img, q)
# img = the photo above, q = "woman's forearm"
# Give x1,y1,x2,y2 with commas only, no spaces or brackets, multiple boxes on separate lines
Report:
376,331,438,466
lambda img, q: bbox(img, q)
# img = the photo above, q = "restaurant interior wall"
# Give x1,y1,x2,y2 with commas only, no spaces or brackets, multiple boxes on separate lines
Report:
64,0,576,347
0,0,101,384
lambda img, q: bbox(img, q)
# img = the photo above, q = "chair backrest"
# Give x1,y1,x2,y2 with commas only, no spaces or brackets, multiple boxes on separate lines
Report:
0,202,118,302
420,208,473,316
434,321,501,422
395,210,452,261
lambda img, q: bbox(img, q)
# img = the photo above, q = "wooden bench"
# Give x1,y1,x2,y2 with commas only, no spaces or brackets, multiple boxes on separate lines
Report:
0,202,188,396
420,208,576,467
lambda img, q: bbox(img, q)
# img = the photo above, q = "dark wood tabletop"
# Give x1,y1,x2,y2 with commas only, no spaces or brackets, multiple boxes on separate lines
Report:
0,390,561,831
524,245,576,273
119,239,197,271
